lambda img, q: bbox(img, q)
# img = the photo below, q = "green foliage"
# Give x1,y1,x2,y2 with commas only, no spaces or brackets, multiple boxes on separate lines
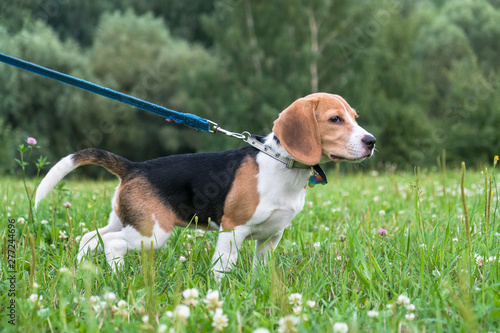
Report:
2,163,500,331
0,0,499,173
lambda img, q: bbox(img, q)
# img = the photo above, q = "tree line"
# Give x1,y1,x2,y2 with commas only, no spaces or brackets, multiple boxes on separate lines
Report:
1,0,499,175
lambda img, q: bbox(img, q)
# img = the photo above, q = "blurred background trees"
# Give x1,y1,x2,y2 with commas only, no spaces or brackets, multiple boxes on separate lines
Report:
0,0,499,175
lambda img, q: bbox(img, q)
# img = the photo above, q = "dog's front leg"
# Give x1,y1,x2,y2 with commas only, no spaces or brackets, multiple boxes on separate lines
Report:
211,225,249,279
253,230,284,269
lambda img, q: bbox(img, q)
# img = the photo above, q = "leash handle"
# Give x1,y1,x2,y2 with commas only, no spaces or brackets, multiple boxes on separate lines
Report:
0,52,211,132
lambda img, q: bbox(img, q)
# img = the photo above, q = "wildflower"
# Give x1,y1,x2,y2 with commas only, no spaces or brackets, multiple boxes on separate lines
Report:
59,230,68,240
406,304,416,311
158,324,168,333
212,308,229,331
379,210,386,216
179,256,187,263
90,295,100,304
182,288,199,306
32,282,39,289
306,300,316,308
289,293,303,306
386,304,393,309
475,254,484,268
277,315,299,333
333,322,349,333
142,315,149,323
104,292,117,302
64,202,71,208
367,310,379,318
41,220,49,225
336,255,342,261
117,300,127,308
29,293,42,303
419,244,427,250
204,290,223,311
59,267,70,273
172,304,190,323
292,306,302,314
397,295,410,306
452,238,458,243
378,228,388,236
253,329,270,333
27,137,37,145
405,313,415,321
18,217,25,225
313,242,321,249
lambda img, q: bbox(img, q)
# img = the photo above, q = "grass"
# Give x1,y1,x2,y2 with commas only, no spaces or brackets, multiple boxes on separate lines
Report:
1,163,499,332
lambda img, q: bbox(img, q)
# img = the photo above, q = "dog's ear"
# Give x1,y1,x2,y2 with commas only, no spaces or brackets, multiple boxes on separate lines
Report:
273,96,322,166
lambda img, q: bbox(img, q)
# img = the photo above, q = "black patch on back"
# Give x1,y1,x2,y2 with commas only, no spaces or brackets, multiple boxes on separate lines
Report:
135,144,260,228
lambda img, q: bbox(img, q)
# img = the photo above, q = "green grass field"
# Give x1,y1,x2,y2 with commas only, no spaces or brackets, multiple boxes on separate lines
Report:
1,163,499,332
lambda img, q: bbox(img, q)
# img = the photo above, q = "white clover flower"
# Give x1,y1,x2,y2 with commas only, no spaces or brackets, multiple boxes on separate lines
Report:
59,230,68,240
292,306,302,314
41,220,49,225
289,293,302,306
397,295,410,306
182,288,199,306
379,210,386,216
204,290,223,310
313,242,321,249
29,293,42,303
386,304,393,309
157,324,167,333
117,300,127,308
33,282,39,289
18,217,25,224
104,292,117,302
173,304,190,322
90,295,100,304
179,256,187,263
277,315,299,333
306,300,316,308
475,254,484,268
419,244,427,250
253,329,270,333
405,313,415,321
142,315,149,323
333,322,349,333
406,304,416,312
212,308,229,331
367,310,379,318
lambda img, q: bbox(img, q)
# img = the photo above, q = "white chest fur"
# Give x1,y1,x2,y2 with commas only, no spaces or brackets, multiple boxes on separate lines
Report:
244,136,312,240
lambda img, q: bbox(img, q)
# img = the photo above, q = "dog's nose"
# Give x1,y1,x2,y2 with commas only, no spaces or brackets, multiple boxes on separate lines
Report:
362,135,376,150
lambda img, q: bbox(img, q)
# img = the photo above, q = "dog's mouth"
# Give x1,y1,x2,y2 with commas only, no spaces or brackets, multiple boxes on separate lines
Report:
329,154,345,162
329,151,373,162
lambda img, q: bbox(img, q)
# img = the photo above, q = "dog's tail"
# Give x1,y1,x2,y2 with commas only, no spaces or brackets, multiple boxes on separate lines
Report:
35,148,132,208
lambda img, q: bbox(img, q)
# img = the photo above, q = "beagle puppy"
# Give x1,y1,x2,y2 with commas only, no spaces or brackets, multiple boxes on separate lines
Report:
35,93,376,277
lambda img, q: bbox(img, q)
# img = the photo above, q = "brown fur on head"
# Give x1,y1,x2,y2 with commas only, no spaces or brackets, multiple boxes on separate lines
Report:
273,93,372,165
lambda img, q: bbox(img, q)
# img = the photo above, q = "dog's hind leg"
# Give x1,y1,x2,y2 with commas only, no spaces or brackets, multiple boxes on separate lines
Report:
77,210,123,263
101,221,172,271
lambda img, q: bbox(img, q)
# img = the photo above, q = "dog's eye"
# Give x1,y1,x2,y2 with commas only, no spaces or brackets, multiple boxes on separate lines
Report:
329,116,342,123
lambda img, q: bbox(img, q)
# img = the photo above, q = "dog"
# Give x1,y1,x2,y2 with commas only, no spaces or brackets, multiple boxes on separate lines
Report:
35,93,376,278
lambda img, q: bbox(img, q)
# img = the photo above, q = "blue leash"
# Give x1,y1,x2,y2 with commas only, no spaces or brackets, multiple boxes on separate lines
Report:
0,52,326,177
0,52,214,132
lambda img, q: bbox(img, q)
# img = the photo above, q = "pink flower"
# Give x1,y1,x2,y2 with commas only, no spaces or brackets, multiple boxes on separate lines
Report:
378,228,388,236
27,137,37,145
64,202,72,208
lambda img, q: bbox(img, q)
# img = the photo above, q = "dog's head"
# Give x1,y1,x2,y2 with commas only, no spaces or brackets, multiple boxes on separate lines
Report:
273,93,376,165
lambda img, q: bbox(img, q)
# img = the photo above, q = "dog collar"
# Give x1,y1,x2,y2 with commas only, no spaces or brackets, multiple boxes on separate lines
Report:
245,134,310,169
244,134,327,187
